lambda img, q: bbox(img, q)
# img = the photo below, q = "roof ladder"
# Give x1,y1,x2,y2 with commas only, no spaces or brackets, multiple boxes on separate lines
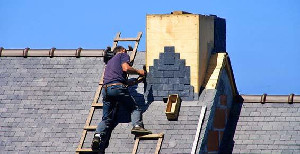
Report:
76,32,142,153
132,133,164,154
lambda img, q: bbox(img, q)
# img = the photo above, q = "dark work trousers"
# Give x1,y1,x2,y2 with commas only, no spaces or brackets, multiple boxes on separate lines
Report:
95,84,143,149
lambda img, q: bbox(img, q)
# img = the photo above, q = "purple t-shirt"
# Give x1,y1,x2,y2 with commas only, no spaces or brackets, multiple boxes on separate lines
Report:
103,53,130,85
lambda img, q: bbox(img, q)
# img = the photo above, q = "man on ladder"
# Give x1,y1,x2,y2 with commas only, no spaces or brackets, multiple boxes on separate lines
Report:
91,46,152,152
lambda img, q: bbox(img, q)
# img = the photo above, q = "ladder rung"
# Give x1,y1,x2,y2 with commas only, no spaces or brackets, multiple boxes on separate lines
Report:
137,133,164,139
114,38,140,41
76,148,98,152
84,125,97,130
92,103,103,107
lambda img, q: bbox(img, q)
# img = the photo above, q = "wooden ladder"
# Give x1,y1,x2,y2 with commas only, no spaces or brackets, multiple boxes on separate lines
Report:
132,133,164,154
76,32,142,153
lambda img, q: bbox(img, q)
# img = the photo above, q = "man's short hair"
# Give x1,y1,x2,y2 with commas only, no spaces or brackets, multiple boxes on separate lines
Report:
113,46,125,54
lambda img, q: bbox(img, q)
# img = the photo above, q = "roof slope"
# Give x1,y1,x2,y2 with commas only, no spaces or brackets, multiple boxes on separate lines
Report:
222,101,300,153
0,56,104,152
103,101,203,153
0,52,206,153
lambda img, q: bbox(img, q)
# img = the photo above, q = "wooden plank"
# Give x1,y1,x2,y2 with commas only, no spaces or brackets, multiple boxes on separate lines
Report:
94,69,105,103
114,38,140,41
191,106,207,154
93,85,103,104
99,71,105,85
138,133,164,139
84,107,95,126
132,138,140,154
76,130,87,150
76,148,100,152
92,103,103,107
154,137,164,154
76,148,92,152
84,125,97,130
112,32,121,50
130,32,142,63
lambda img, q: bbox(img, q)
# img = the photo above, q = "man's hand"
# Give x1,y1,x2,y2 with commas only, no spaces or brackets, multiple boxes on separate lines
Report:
137,70,145,76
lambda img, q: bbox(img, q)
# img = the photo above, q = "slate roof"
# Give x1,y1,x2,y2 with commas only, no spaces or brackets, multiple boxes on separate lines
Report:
0,56,104,152
0,52,205,153
2,50,299,154
221,101,300,153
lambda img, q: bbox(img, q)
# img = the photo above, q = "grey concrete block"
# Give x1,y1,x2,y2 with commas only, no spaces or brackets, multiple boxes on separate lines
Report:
152,84,164,90
164,65,180,71
163,57,175,65
153,70,164,78
157,91,169,97
157,64,170,71
174,84,184,91
164,46,175,53
168,78,180,84
163,71,174,78
163,84,173,91
174,53,180,60
159,78,169,84
179,77,190,85
174,70,185,78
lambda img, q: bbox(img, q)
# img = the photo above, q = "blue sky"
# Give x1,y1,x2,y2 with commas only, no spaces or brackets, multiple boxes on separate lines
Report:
1,0,300,95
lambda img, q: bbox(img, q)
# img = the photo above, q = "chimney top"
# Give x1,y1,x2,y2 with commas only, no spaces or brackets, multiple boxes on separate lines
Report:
171,11,191,15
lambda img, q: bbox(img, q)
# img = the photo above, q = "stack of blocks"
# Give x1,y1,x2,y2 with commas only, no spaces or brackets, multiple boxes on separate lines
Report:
146,46,196,101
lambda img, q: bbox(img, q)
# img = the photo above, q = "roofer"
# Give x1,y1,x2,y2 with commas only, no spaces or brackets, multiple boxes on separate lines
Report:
91,46,152,152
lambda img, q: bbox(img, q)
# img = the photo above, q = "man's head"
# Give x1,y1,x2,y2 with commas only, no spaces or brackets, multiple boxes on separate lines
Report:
113,46,127,54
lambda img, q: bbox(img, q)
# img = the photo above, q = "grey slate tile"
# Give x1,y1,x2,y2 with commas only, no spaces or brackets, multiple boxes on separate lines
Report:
230,103,300,152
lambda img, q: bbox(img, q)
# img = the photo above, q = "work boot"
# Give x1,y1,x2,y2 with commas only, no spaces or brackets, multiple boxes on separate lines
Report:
131,125,152,135
91,134,105,154
91,136,101,150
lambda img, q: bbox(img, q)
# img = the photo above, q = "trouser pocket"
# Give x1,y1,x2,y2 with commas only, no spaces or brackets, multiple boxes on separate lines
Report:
107,85,129,97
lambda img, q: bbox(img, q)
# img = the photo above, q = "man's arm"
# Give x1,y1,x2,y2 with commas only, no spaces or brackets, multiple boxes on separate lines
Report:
122,62,145,76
